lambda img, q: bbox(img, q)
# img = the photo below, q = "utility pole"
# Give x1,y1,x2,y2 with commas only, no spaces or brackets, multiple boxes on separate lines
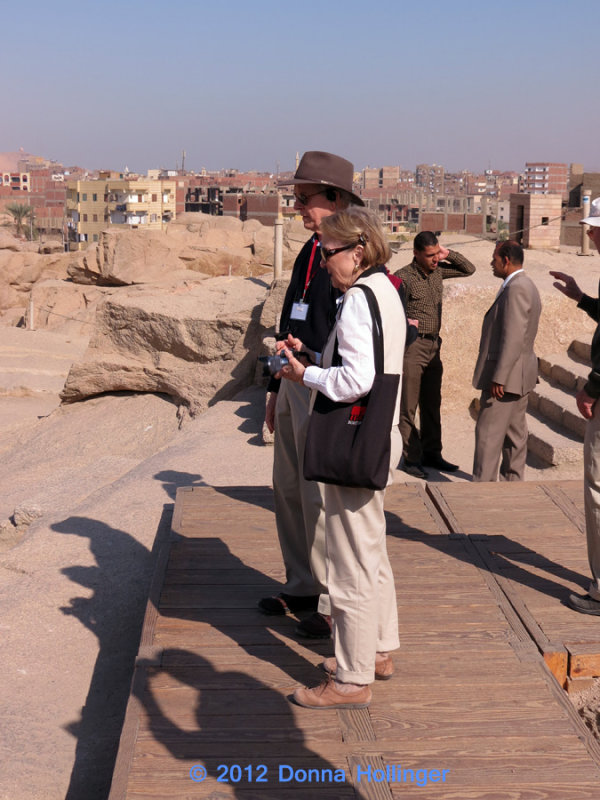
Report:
182,150,186,173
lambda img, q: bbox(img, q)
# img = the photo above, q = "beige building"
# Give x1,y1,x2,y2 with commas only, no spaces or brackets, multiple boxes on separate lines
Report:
509,192,562,250
66,175,177,249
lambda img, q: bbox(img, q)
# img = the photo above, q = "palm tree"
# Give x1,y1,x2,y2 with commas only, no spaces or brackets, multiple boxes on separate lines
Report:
5,202,34,238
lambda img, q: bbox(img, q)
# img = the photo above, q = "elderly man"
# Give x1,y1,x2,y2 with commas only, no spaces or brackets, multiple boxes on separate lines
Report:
550,197,600,615
472,241,541,482
259,151,363,638
395,231,475,479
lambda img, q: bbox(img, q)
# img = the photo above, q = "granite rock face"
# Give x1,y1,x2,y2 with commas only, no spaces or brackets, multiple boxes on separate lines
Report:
60,275,271,416
65,215,305,286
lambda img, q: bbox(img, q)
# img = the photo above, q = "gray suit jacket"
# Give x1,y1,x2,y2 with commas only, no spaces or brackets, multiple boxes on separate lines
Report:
472,271,541,395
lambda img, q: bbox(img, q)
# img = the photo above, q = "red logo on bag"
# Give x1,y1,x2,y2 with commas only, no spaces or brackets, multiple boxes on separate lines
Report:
348,404,366,425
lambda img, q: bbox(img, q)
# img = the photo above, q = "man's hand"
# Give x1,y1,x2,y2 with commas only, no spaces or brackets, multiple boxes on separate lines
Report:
576,388,596,420
491,382,504,399
549,271,584,303
438,245,450,261
265,391,277,433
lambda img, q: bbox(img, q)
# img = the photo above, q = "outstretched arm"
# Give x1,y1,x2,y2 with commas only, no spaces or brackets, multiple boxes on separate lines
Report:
549,271,583,303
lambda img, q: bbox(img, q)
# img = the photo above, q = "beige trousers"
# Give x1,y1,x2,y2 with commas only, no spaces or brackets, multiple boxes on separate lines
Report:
324,428,402,684
273,379,329,609
583,402,600,601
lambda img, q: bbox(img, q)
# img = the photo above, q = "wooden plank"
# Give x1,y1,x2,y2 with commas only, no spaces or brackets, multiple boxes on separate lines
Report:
566,643,600,678
541,483,586,534
542,646,568,687
108,666,146,800
111,482,600,800
390,783,600,800
346,754,394,799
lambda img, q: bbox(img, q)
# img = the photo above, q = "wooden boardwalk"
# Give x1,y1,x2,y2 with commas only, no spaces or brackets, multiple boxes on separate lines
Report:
109,482,600,799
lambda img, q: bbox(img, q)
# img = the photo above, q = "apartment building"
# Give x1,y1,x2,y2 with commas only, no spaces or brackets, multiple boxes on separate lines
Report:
1,171,30,192
0,168,30,215
520,162,568,199
66,175,176,249
415,163,444,193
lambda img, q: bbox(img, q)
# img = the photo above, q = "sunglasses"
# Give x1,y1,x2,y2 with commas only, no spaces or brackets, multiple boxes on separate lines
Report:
294,189,326,206
320,242,359,262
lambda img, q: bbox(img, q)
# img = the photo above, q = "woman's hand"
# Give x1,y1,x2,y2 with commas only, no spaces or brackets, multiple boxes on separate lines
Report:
276,334,304,354
276,348,306,384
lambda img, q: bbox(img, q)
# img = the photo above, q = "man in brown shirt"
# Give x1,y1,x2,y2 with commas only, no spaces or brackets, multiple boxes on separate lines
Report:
395,231,476,478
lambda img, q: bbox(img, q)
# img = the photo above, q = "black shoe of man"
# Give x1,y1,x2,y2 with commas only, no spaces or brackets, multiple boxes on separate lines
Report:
422,454,459,472
567,592,600,616
295,612,332,639
402,460,428,479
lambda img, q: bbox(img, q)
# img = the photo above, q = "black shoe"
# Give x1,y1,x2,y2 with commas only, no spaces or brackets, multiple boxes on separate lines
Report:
295,612,332,639
402,460,428,479
422,454,459,472
258,593,319,616
567,593,600,616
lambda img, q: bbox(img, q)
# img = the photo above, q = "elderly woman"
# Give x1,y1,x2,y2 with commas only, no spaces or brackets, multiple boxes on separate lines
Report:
277,206,406,709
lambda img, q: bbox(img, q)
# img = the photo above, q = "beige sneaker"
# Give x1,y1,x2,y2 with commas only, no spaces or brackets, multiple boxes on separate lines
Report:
292,680,371,709
320,654,394,681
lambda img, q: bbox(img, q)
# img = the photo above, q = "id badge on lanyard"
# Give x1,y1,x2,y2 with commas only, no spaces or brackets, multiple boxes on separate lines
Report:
291,239,319,322
291,301,309,321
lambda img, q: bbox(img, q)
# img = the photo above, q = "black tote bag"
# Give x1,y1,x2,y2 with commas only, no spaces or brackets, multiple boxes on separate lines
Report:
303,283,400,490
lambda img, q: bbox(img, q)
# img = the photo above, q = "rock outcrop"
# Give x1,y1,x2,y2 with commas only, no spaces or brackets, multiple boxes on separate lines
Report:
65,215,305,286
60,275,271,416
0,214,306,331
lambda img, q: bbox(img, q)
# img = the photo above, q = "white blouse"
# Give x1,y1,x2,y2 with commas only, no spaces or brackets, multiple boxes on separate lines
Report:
303,289,376,403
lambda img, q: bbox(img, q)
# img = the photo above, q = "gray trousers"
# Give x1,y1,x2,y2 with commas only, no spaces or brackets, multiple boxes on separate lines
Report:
472,390,529,482
273,380,329,610
583,402,600,601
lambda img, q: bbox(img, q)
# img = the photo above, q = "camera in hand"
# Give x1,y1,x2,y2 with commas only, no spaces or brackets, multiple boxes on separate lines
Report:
259,351,305,377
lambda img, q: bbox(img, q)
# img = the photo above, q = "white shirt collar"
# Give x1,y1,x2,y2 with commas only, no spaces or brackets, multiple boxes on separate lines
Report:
501,268,524,290
496,268,524,298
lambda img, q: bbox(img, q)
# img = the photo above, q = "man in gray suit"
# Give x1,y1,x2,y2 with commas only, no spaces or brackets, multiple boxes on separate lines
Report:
472,241,541,481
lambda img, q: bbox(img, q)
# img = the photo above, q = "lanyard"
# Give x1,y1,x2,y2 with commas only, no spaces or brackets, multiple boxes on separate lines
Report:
301,238,320,302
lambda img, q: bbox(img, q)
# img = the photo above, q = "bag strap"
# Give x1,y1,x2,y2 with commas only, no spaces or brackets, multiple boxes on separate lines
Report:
332,282,385,374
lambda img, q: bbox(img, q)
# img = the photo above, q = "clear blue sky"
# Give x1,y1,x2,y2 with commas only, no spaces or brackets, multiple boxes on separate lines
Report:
3,0,598,175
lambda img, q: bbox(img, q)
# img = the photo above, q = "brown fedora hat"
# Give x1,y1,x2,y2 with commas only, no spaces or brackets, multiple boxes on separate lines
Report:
278,151,364,206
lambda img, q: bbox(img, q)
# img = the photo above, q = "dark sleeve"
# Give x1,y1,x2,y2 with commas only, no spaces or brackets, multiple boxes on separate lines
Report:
577,294,600,323
585,328,600,398
267,238,339,392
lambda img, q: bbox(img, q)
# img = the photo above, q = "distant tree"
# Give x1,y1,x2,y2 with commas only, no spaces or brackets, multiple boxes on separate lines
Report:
5,202,34,238
497,220,510,240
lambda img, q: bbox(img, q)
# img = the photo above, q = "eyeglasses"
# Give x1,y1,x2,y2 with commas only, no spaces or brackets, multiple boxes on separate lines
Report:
320,242,359,262
294,190,326,206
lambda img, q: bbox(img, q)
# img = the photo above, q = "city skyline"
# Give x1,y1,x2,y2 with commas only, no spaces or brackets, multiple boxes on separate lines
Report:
4,0,599,175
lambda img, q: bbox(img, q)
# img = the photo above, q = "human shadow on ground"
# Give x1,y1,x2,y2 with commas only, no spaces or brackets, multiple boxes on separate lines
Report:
134,649,366,799
154,470,276,514
154,469,207,501
51,492,330,799
156,534,330,684
51,511,171,800
234,395,266,446
385,508,589,605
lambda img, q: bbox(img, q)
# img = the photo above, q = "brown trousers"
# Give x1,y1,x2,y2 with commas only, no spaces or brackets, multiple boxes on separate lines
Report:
399,336,443,463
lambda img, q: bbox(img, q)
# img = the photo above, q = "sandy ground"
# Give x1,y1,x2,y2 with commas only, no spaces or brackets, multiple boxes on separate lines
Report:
1,239,599,799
